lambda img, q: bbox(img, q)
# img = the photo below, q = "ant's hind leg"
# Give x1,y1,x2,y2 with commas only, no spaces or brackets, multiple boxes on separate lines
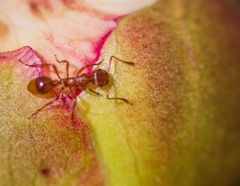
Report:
30,99,57,119
29,87,64,119
54,55,70,78
19,60,62,80
71,100,77,121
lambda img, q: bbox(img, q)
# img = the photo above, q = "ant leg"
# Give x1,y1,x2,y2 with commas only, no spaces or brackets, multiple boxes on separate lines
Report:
107,55,134,71
75,59,104,76
19,60,62,80
86,88,101,96
30,99,58,119
68,87,75,97
69,87,74,94
71,100,77,120
54,55,70,78
106,91,130,104
29,87,64,118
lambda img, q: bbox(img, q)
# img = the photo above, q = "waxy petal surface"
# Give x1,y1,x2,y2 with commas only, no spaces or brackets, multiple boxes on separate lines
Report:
0,0,157,186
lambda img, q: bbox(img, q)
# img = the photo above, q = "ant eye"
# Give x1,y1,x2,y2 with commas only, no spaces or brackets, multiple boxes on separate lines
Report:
27,76,54,98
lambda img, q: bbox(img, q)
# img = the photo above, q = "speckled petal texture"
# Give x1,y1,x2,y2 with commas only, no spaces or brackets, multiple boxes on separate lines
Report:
0,0,240,186
83,0,240,186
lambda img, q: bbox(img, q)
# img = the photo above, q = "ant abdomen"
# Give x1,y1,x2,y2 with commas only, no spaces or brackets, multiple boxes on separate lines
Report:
74,74,90,89
27,76,55,98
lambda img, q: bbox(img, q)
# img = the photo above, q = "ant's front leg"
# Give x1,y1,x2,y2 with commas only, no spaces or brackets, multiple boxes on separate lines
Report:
107,55,135,71
86,88,130,104
106,91,130,104
30,99,58,119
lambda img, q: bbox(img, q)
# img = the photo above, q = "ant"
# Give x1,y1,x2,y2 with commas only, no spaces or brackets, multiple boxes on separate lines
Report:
19,55,134,119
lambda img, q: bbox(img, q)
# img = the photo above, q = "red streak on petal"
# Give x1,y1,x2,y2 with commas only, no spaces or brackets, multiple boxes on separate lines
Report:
28,0,53,12
45,33,92,64
60,94,74,112
93,30,112,61
29,1,41,15
45,23,116,66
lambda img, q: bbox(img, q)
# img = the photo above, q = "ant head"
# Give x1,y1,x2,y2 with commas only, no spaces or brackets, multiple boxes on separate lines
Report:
91,69,109,87
27,76,54,98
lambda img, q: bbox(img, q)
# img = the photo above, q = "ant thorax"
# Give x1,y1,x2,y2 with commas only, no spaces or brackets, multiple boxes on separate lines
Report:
63,74,90,89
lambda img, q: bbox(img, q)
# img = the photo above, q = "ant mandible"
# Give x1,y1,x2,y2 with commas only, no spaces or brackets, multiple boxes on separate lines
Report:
19,55,134,119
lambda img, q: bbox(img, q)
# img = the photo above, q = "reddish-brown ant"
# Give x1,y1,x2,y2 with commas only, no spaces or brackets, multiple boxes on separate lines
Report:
19,55,134,119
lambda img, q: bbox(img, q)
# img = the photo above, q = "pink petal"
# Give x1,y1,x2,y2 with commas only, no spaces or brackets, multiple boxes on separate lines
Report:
0,46,44,77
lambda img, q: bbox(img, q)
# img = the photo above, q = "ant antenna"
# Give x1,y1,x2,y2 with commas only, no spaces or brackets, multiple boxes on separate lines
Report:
107,55,134,71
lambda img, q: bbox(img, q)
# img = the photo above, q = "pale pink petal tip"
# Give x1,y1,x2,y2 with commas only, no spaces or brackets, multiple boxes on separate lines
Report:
0,46,44,77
